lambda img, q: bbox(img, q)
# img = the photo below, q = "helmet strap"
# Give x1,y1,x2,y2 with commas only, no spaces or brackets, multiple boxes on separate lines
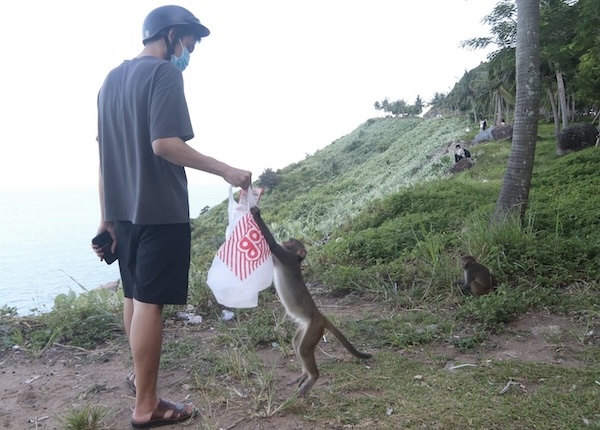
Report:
163,30,178,58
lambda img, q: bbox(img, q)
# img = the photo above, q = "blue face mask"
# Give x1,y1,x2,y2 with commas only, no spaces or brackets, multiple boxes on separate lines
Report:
171,40,190,72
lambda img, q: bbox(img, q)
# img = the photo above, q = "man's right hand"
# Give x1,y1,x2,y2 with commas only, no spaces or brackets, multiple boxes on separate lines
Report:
92,222,116,260
224,168,252,189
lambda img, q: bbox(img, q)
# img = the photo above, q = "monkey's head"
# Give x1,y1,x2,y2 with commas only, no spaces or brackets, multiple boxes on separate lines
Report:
461,255,477,269
282,238,307,262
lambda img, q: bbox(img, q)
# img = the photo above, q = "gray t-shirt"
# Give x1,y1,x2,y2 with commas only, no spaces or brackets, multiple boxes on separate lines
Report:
97,56,193,224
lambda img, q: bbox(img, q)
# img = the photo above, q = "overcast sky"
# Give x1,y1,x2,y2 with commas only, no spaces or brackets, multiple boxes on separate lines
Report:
0,0,498,191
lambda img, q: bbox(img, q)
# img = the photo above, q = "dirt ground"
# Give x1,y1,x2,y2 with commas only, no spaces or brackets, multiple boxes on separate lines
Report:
0,306,590,430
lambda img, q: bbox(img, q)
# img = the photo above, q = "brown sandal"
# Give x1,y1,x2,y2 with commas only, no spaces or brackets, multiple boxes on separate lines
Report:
131,398,199,429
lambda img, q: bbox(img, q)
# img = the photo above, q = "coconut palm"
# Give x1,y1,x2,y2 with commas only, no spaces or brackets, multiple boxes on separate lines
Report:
494,0,541,220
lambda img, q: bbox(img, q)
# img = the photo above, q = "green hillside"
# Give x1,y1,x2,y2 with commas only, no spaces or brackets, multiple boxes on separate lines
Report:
190,116,600,299
190,117,470,262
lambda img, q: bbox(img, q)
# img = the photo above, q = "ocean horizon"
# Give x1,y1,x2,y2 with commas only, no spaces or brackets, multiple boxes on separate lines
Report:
0,182,230,315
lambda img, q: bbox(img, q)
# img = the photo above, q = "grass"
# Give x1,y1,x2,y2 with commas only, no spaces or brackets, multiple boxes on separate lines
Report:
2,287,125,356
57,404,112,430
2,117,600,429
323,353,599,429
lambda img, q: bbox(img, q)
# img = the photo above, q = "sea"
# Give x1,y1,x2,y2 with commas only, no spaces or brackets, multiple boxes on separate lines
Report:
0,183,230,316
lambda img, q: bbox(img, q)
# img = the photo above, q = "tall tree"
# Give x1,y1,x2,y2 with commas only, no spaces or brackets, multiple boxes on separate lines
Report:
539,0,579,133
448,67,489,123
488,48,516,124
571,0,600,110
391,99,407,117
461,1,518,122
413,95,424,116
461,0,517,52
427,92,451,117
493,0,541,220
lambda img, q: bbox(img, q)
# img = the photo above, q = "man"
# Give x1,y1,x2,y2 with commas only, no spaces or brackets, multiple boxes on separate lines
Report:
93,5,252,428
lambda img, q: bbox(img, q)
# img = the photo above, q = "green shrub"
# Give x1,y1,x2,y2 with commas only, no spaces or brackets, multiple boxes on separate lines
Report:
456,285,543,331
360,310,453,348
44,289,124,350
0,306,18,349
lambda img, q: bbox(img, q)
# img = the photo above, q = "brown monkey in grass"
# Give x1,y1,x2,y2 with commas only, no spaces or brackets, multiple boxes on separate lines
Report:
250,206,372,397
459,255,498,297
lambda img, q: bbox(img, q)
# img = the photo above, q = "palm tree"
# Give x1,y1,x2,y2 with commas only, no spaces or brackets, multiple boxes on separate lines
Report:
413,95,424,116
448,67,489,123
391,99,407,117
461,0,517,52
461,1,520,125
493,0,541,220
427,92,450,117
539,0,579,132
487,48,516,124
572,0,600,109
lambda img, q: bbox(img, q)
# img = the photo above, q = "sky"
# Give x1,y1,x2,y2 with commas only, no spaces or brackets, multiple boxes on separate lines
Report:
0,0,498,192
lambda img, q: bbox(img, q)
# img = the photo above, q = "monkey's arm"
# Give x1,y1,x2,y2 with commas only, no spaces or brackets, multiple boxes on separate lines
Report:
250,207,287,259
459,274,474,295
461,282,473,295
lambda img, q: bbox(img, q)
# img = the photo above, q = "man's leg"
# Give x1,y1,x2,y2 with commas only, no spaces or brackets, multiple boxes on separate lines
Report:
123,298,137,395
123,297,133,338
129,300,163,422
117,221,135,340
126,223,196,424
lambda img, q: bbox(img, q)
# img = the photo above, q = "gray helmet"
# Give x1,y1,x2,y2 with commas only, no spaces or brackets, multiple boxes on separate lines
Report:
142,5,210,44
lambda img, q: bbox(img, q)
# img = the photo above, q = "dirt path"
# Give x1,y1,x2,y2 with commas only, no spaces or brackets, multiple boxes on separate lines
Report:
0,309,589,430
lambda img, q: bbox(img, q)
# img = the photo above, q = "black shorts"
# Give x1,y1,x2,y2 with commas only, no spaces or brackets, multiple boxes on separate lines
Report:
115,221,191,305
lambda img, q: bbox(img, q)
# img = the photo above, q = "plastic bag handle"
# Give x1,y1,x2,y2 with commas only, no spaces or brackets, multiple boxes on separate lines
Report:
227,185,258,222
248,187,259,207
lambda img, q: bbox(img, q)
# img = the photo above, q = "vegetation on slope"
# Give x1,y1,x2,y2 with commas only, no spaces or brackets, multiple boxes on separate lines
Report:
189,117,470,266
190,117,600,296
185,116,600,358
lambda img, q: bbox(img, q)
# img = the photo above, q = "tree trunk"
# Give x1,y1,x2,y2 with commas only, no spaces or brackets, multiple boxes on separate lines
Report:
496,93,503,125
555,66,568,130
546,86,559,137
493,0,541,221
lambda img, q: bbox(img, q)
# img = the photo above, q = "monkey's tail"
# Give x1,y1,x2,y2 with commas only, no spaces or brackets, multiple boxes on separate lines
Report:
324,318,372,359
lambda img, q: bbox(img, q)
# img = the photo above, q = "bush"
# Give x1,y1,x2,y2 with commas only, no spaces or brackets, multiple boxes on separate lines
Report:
257,168,282,190
4,289,123,356
456,285,543,331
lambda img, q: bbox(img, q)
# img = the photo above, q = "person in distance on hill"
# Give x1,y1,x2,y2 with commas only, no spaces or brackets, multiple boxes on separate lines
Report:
454,144,471,163
92,5,251,428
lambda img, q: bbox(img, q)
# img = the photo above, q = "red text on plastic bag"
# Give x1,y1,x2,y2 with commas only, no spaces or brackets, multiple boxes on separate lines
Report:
217,213,270,281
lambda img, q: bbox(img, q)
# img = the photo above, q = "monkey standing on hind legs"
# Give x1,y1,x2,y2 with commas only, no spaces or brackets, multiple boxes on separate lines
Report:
459,255,498,297
250,206,372,397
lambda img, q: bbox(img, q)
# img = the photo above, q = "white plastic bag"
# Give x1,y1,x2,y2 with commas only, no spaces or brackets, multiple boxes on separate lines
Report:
206,186,274,308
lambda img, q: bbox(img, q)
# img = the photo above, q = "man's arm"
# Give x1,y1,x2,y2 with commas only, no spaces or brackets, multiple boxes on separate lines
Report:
152,137,251,189
93,166,116,257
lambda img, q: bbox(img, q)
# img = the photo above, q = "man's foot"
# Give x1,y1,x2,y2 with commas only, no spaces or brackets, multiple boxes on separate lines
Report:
126,371,136,396
131,398,199,429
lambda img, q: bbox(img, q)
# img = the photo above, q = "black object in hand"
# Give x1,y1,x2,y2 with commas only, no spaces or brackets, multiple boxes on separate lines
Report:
92,231,118,265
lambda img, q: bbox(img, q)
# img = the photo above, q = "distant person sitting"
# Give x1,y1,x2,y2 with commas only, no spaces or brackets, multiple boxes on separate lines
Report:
454,144,471,163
